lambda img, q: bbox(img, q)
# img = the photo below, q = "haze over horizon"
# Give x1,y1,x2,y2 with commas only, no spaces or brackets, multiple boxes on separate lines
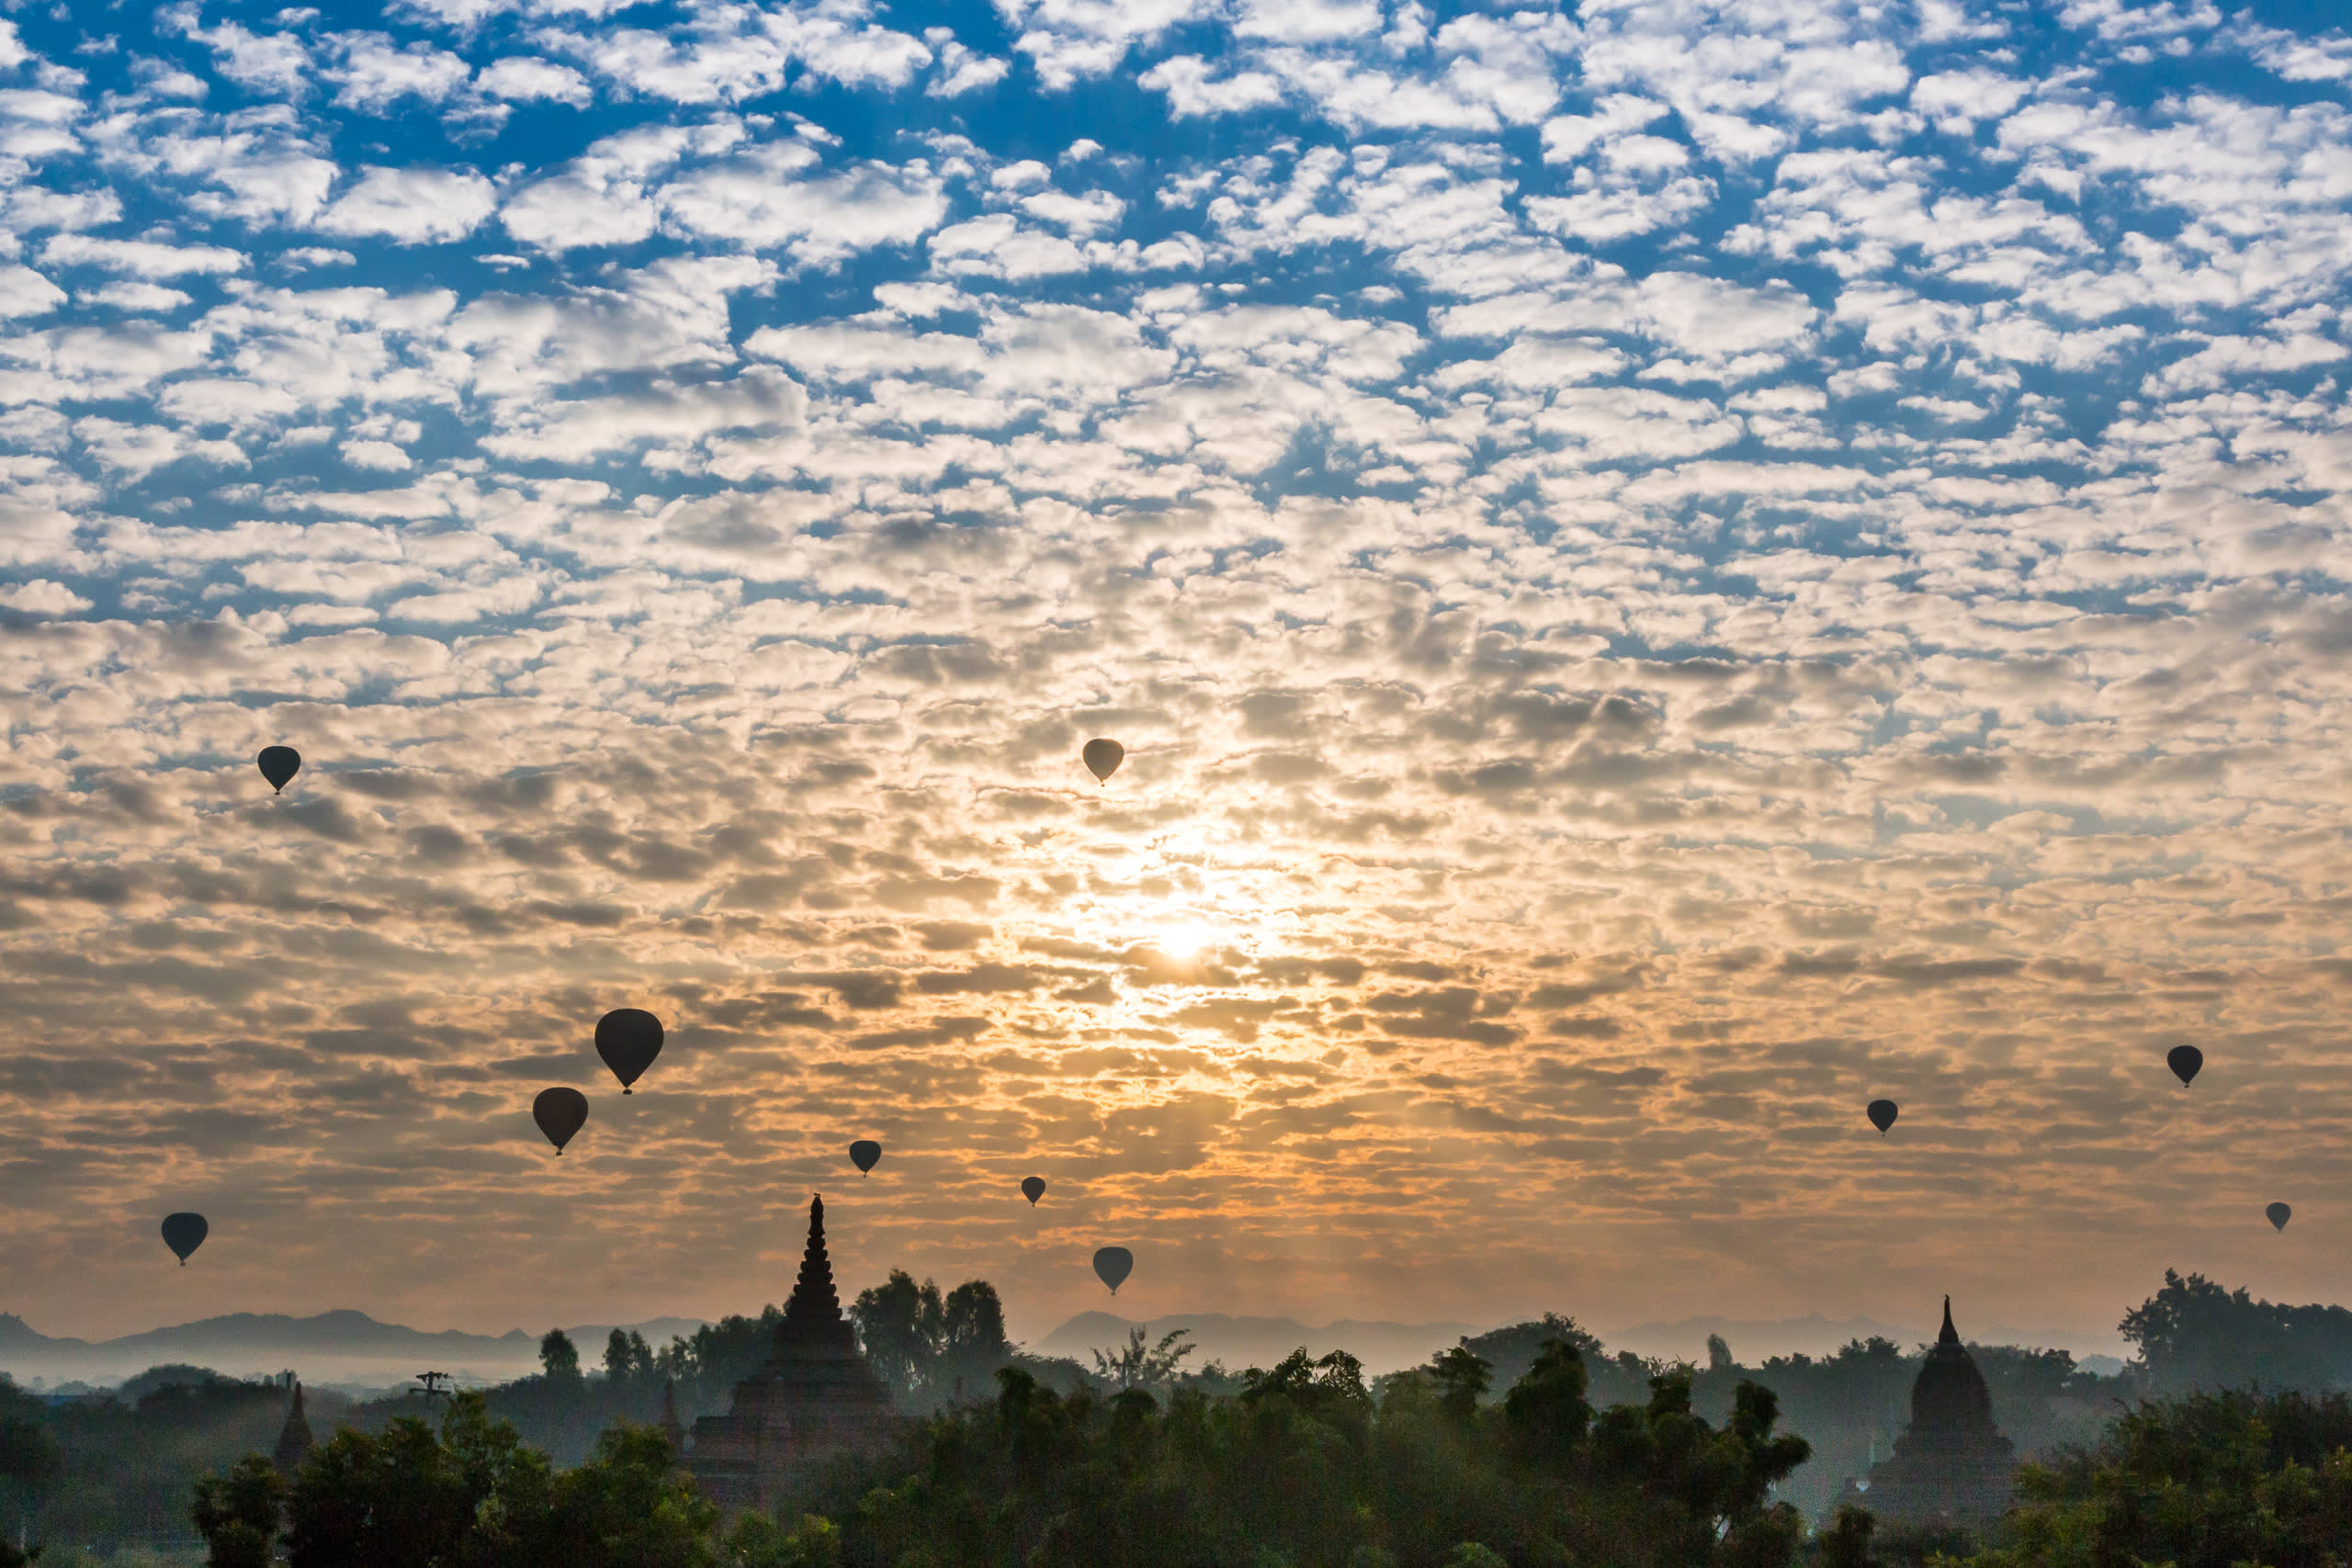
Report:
3,0,2350,1348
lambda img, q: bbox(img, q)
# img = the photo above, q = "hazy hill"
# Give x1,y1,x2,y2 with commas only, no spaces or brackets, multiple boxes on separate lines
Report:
0,1310,710,1388
1035,1312,1477,1375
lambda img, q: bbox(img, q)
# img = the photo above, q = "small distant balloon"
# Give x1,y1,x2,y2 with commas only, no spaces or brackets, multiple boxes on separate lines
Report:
1867,1099,1899,1135
161,1213,208,1266
1093,1246,1134,1295
534,1088,589,1155
2167,1045,2203,1088
849,1140,882,1176
594,1009,663,1095
1081,739,1125,784
1022,1177,1046,1206
256,747,301,795
2267,1201,2292,1233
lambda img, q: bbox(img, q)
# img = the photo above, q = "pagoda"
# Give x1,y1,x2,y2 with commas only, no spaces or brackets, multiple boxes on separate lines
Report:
1852,1298,2015,1525
682,1193,895,1515
273,1381,316,1477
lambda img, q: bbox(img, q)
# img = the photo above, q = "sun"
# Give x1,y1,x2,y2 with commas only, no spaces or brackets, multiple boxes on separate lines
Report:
1154,919,1223,961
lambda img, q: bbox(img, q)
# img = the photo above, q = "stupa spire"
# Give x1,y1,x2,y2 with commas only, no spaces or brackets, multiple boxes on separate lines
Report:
775,1193,857,1354
1939,1295,1958,1347
273,1380,315,1476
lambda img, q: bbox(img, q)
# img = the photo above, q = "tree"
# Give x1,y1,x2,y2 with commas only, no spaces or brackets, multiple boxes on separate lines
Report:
1091,1327,1198,1393
191,1454,283,1568
604,1327,654,1386
540,1328,583,1385
850,1270,944,1402
1430,1347,1492,1424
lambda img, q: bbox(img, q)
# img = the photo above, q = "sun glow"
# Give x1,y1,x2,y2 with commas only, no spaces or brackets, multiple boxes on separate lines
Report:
1152,919,1224,961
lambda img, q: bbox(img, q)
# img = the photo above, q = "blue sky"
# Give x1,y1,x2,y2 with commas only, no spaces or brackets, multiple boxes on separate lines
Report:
2,0,2351,1348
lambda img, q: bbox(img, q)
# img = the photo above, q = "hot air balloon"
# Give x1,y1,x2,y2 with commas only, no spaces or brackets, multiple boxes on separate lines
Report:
594,1009,663,1095
161,1213,208,1266
534,1088,589,1155
2167,1045,2203,1088
1867,1099,1898,1135
850,1140,881,1175
256,747,301,795
1093,1246,1133,1295
2268,1202,2292,1232
1081,739,1125,784
1022,1177,1046,1206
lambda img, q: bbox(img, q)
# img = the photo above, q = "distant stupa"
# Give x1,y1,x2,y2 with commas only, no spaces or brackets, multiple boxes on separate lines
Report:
1851,1298,2015,1525
658,1376,684,1457
682,1193,896,1514
273,1381,316,1476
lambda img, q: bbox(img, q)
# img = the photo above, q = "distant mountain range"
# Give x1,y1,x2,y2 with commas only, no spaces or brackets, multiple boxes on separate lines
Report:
0,1303,2134,1393
0,1310,710,1391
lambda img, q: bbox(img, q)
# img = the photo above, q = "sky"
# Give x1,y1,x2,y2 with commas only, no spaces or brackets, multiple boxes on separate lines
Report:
1,0,2349,1356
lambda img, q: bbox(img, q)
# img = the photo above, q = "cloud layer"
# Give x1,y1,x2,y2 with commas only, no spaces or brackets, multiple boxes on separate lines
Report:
1,0,2349,1346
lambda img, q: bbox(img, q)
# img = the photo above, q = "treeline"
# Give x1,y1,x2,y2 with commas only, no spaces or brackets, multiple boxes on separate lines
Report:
184,1337,1821,1568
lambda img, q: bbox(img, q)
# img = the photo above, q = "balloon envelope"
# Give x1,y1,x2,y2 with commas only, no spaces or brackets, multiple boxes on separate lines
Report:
2268,1201,2292,1232
1082,739,1125,784
256,746,301,794
1022,1176,1046,1206
1093,1246,1134,1295
850,1139,882,1175
161,1213,208,1266
534,1088,589,1154
1866,1099,1899,1134
594,1009,663,1094
2167,1045,2203,1088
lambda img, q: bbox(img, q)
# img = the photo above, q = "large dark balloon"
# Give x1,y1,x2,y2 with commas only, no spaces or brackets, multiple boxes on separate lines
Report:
1866,1099,1899,1135
1022,1177,1046,1206
534,1088,589,1155
2268,1201,2292,1233
161,1213,208,1266
850,1140,882,1175
1093,1246,1134,1295
2167,1045,2203,1088
1082,739,1125,784
594,1009,663,1095
256,747,301,795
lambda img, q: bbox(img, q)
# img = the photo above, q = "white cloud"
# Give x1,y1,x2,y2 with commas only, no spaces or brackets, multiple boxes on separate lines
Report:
995,0,1220,90
0,579,91,615
1139,55,1286,117
325,31,472,112
317,166,498,244
476,56,593,105
0,265,65,318
40,236,246,278
660,144,948,267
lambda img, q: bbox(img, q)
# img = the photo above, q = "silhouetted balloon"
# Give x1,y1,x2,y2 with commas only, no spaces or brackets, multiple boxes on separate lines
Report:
1093,1246,1133,1295
1022,1177,1046,1206
161,1213,208,1266
2268,1201,2292,1232
1082,739,1125,784
594,1009,663,1095
256,747,301,795
534,1088,589,1155
2167,1045,2203,1088
1866,1099,1898,1135
850,1140,881,1175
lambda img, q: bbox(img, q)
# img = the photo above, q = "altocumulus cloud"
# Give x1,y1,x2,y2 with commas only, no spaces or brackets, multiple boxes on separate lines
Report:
0,0,2347,1347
